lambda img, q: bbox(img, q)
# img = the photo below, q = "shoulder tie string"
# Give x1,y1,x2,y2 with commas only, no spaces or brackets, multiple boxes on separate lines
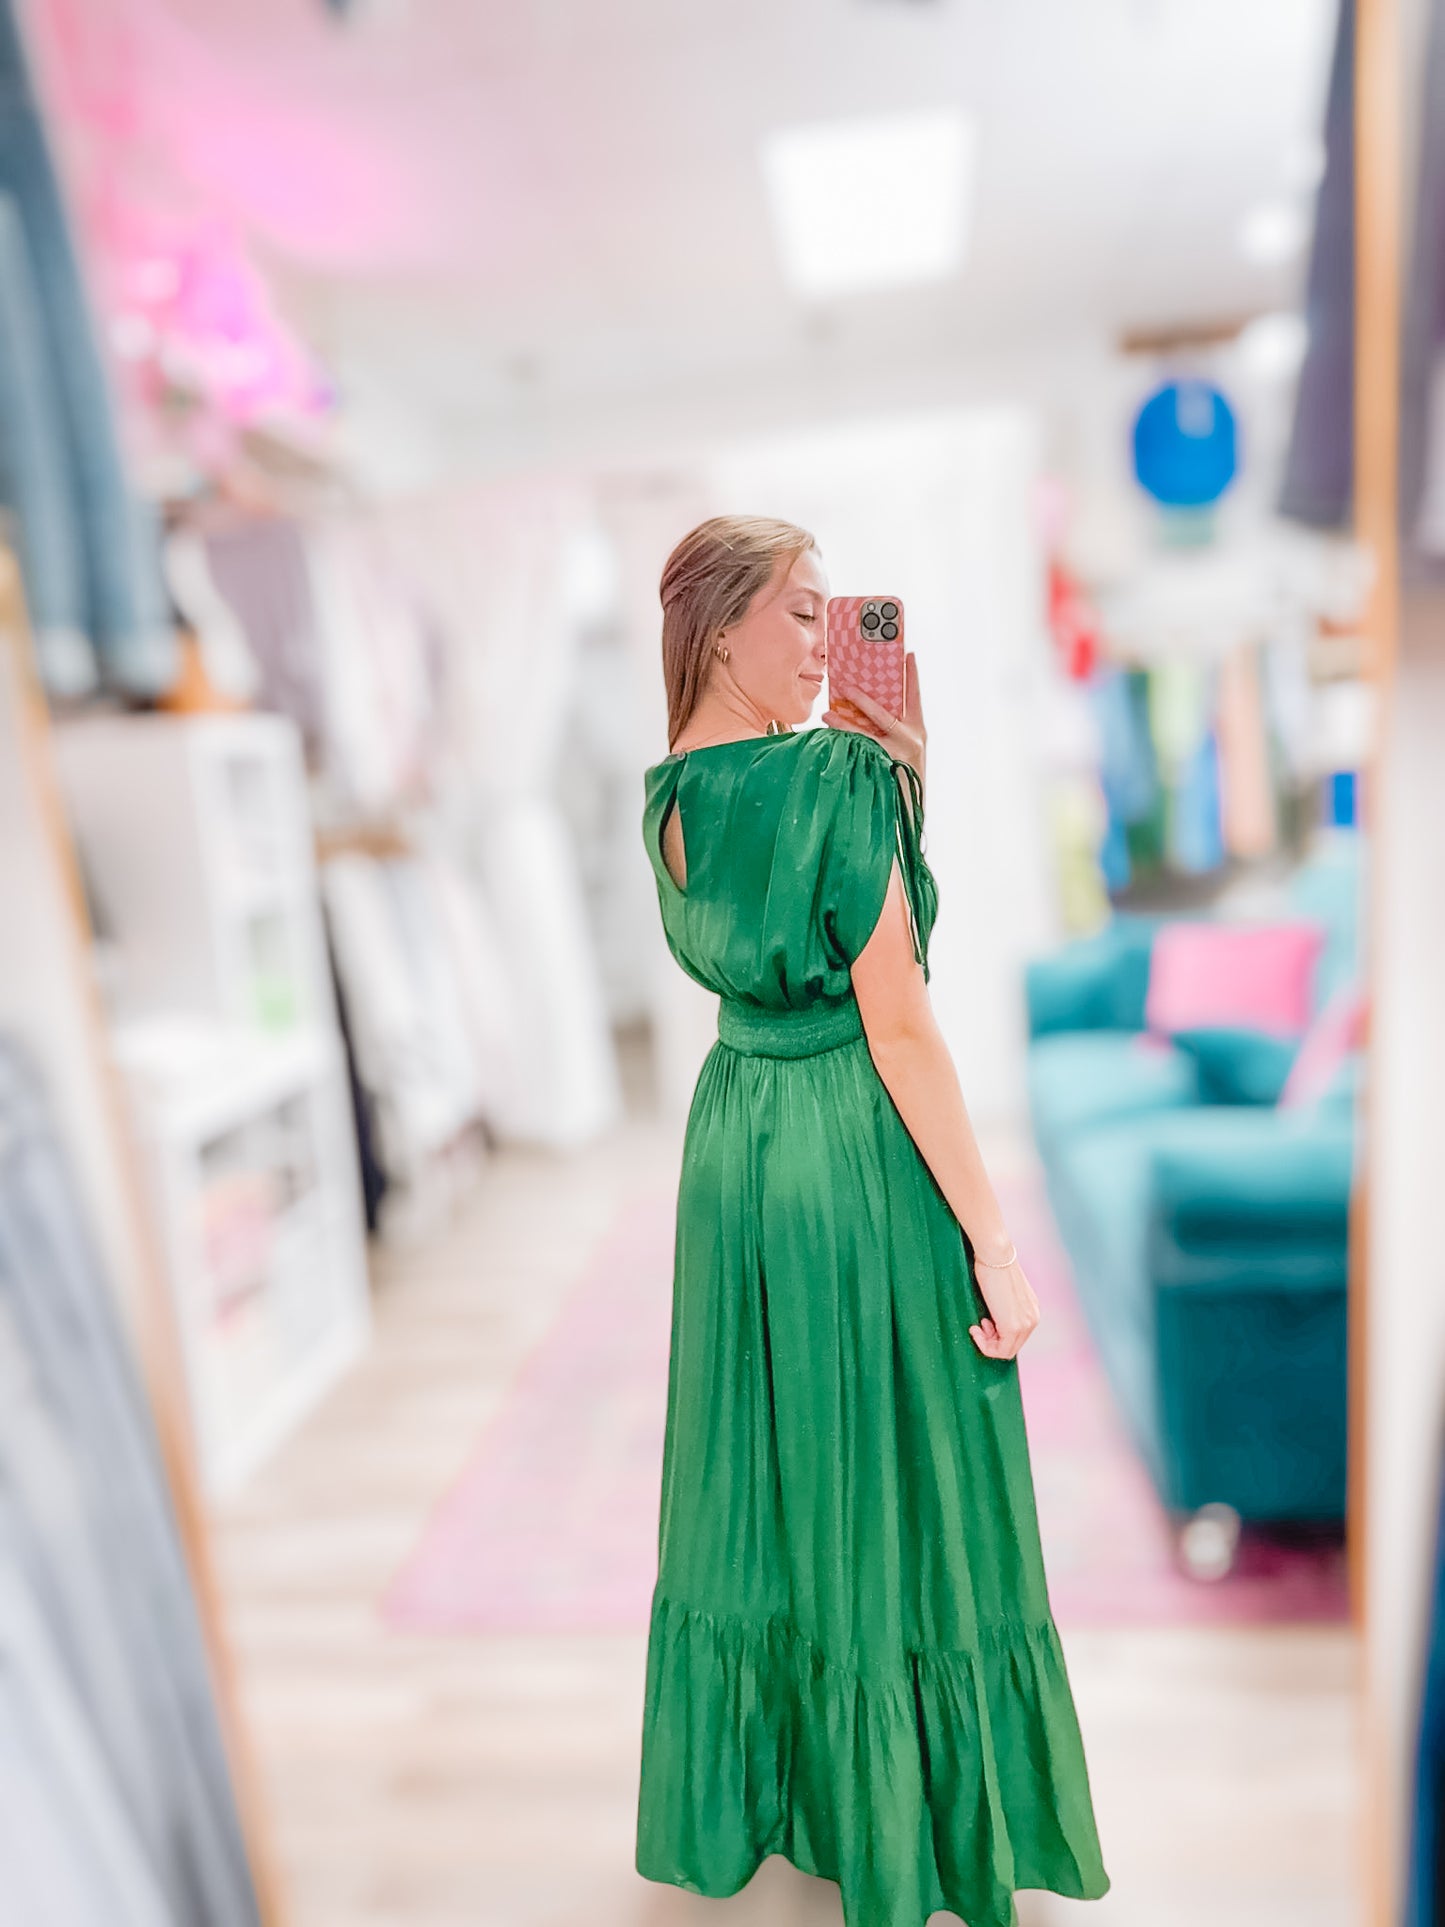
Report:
888,757,939,981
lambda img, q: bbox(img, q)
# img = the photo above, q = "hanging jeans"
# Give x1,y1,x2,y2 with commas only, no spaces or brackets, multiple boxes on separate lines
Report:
0,0,174,697
0,190,91,691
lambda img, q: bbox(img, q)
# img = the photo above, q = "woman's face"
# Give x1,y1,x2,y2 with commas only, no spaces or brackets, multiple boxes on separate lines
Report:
716,547,830,726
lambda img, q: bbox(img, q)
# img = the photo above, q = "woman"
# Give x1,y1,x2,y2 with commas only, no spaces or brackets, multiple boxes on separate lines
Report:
635,515,1110,1927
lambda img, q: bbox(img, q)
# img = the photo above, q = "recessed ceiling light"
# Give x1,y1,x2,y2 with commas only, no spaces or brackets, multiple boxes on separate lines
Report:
760,109,975,299
1238,201,1310,266
1235,310,1309,382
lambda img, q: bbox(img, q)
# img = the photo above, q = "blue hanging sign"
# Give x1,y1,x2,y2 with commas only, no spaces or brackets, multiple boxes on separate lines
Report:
1132,379,1238,507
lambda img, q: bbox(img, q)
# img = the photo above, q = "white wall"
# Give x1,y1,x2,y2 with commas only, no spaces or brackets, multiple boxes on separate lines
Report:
707,403,1057,1125
597,469,727,1117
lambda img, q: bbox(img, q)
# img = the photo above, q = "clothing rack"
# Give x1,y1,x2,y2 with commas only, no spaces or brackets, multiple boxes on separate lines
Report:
0,543,287,1923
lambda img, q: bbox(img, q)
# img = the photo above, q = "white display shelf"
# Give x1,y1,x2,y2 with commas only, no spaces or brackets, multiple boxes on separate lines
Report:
53,711,334,1034
50,711,375,1495
117,1016,371,1497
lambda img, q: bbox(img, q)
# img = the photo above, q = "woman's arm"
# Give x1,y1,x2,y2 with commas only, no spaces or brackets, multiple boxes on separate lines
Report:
850,855,1040,1360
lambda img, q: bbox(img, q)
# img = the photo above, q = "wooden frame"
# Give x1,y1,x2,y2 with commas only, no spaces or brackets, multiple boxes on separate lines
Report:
1353,0,1403,1920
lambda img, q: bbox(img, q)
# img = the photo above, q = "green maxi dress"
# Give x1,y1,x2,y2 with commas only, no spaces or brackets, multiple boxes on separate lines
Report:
635,723,1110,1927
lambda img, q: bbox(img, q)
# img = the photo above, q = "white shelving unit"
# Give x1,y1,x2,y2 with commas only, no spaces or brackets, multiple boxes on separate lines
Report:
55,711,334,1032
53,712,371,1495
113,1018,369,1494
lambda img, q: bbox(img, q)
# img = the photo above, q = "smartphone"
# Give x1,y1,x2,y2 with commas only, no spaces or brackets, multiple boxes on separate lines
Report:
826,596,906,731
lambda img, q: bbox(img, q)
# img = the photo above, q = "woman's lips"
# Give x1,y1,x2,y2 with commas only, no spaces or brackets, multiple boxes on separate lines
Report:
801,671,825,685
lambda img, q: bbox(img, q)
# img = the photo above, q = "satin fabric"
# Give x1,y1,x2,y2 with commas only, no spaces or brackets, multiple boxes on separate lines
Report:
636,726,1110,1927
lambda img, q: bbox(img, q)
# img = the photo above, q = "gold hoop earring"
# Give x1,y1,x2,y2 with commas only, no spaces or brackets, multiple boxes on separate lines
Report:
713,642,729,663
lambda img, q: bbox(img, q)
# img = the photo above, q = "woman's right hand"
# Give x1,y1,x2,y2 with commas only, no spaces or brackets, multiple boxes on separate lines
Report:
968,1254,1041,1360
823,650,927,794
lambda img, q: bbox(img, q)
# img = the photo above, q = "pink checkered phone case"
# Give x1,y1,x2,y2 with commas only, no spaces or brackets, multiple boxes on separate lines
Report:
826,596,906,733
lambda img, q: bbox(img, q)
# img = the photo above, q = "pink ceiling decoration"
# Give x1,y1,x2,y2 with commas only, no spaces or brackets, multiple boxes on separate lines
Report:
20,0,414,429
126,219,334,423
27,0,452,269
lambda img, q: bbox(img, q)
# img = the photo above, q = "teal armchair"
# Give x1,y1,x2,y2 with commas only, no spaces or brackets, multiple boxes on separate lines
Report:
1023,846,1360,1545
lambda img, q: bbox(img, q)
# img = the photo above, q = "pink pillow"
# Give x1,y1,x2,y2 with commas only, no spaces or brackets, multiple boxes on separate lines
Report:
1145,920,1326,1038
1279,982,1367,1108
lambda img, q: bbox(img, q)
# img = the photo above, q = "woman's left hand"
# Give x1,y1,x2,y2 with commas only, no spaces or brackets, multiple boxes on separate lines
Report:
968,1254,1042,1360
823,650,927,793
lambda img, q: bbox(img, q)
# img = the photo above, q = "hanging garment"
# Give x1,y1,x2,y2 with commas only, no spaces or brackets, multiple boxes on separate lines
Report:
0,1036,261,1927
160,528,262,705
0,1295,175,1881
636,727,1110,1927
381,856,485,1137
377,481,624,1143
0,1549,171,1927
1119,670,1167,880
349,521,447,804
416,850,527,1133
0,0,174,696
1216,645,1279,858
473,794,625,1146
1146,658,1210,780
202,517,327,753
0,191,92,696
1278,0,1354,531
1170,727,1226,875
320,853,473,1184
1088,666,1160,894
1399,0,1445,574
325,933,388,1233
1046,778,1112,934
1146,659,1222,877
1090,667,1159,825
301,520,405,816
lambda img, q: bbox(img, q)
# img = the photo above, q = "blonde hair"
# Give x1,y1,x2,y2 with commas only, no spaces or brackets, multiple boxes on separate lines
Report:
659,514,818,749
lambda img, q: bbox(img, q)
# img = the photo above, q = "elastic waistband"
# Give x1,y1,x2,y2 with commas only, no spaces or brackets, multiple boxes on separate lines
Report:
717,996,865,1059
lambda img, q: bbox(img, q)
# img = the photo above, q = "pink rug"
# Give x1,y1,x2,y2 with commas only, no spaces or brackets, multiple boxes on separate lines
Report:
382,1187,674,1635
381,1173,1349,1634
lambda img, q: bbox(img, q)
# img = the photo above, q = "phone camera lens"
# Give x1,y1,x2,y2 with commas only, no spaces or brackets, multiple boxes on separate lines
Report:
880,621,898,641
880,601,898,620
861,609,881,632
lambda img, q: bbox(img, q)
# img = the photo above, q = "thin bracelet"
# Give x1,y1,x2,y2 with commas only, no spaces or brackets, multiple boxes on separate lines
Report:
974,1244,1018,1271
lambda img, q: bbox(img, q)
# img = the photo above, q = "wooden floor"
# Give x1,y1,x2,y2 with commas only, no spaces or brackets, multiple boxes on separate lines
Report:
213,1083,1363,1927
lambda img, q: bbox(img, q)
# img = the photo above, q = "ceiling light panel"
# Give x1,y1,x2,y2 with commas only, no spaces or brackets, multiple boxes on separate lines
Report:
760,109,976,299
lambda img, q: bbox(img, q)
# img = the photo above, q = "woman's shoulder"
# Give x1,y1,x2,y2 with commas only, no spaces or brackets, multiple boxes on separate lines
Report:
796,726,907,802
763,728,902,820
642,725,893,799
795,724,896,771
788,728,915,859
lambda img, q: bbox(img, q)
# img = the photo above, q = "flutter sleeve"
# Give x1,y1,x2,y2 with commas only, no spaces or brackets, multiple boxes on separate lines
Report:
812,728,940,983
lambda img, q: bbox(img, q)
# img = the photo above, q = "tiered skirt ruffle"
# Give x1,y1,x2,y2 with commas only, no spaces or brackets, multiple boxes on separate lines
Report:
636,1590,1111,1927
